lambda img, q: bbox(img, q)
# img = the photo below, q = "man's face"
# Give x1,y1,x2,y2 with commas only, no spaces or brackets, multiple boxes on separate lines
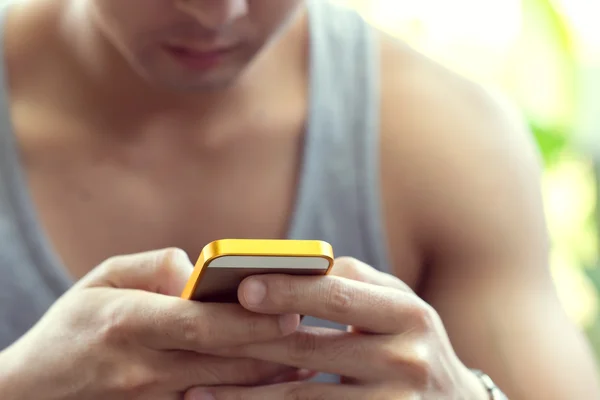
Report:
89,0,304,91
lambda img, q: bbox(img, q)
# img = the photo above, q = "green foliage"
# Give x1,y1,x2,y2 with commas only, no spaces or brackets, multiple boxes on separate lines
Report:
522,0,600,357
519,0,576,166
530,122,570,167
585,265,600,361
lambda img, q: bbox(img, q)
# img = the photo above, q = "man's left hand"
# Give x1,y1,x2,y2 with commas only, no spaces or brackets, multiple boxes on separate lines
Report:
186,258,488,400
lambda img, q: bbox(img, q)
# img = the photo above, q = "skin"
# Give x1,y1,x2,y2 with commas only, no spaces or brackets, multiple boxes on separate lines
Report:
0,0,599,399
0,249,305,400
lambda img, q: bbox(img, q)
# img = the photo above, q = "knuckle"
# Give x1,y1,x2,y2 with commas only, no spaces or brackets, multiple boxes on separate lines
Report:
406,352,434,389
381,343,433,389
287,330,318,362
158,247,187,266
406,301,438,332
183,313,213,347
269,275,300,308
98,255,124,277
180,315,201,343
154,248,186,275
323,278,354,314
108,364,159,396
335,257,365,280
171,306,211,348
92,254,136,287
97,300,132,344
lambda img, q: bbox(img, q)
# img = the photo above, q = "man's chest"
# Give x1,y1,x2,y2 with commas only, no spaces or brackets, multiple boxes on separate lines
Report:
17,127,304,280
10,103,424,292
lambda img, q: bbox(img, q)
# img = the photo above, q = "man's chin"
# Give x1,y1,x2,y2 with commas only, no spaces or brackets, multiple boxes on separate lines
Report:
160,79,237,93
141,69,243,93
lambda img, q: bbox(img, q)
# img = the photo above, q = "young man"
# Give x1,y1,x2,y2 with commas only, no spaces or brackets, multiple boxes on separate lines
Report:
0,0,598,399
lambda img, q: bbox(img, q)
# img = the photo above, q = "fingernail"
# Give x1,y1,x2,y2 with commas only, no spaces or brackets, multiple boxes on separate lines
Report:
243,278,267,306
188,390,215,400
278,313,300,335
297,369,319,380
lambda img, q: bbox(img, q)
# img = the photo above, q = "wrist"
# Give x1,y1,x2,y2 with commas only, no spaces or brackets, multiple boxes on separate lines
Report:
470,369,509,400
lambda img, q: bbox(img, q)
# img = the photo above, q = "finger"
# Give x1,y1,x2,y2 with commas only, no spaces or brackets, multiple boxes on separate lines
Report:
264,368,319,384
330,257,417,334
185,382,394,400
330,258,416,335
158,352,300,389
79,248,193,296
215,326,422,383
330,257,415,293
238,274,425,333
116,293,300,351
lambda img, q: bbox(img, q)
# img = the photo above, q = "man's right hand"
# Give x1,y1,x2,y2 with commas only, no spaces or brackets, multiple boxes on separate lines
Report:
0,248,302,400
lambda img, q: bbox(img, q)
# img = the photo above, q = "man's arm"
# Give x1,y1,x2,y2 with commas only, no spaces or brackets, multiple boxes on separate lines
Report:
380,39,600,399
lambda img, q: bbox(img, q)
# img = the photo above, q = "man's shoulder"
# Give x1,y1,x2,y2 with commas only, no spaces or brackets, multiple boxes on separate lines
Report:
377,32,542,192
376,33,544,263
377,33,534,156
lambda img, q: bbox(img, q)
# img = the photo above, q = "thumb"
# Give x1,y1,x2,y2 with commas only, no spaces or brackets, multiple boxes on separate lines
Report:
77,248,194,296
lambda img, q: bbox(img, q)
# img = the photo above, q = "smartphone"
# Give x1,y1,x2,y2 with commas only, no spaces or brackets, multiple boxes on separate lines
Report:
181,239,334,302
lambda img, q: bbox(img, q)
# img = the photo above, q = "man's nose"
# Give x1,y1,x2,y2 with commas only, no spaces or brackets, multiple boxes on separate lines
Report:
175,0,249,30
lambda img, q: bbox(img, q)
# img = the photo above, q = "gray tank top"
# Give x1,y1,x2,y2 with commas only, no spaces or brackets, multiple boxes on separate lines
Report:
0,0,389,380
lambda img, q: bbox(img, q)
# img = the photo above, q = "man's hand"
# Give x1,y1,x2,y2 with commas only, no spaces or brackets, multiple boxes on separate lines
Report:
187,257,489,400
0,249,303,400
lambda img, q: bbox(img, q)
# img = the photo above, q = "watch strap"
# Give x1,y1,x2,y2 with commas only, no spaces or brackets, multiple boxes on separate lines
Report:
471,369,509,400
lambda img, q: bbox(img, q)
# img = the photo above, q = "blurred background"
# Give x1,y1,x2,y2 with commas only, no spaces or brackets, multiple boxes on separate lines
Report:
336,0,600,363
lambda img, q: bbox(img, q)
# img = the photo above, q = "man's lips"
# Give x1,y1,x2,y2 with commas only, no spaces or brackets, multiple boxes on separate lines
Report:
163,44,238,69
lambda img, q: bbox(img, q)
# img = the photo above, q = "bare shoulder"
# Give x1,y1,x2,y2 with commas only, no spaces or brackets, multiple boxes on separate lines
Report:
4,0,66,92
375,36,600,400
377,33,548,275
